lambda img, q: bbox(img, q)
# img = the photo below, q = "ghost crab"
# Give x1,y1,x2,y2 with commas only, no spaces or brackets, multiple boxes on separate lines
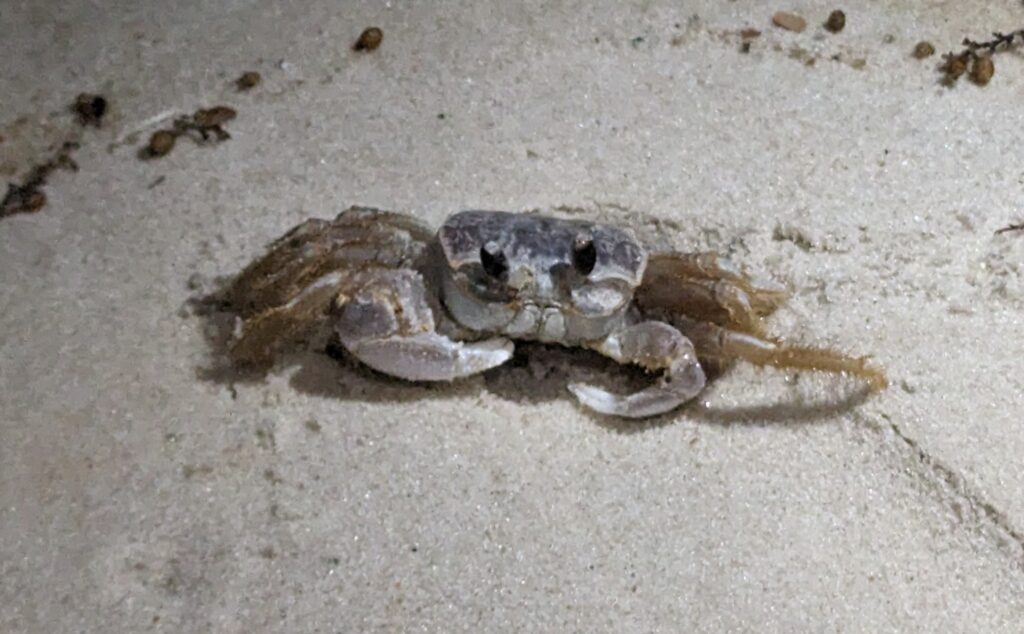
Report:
221,207,885,418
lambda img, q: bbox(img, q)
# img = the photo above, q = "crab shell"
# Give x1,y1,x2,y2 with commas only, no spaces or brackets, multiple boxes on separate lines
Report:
437,211,648,344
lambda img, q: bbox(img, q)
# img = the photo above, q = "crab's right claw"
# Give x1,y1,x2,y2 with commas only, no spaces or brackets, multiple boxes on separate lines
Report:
345,333,513,382
335,268,514,382
568,321,707,419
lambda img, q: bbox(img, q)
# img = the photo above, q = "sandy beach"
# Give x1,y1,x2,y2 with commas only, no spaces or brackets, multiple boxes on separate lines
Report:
2,1,1024,631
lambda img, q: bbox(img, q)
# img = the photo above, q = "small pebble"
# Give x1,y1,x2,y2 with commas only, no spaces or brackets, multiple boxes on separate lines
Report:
772,11,807,33
73,93,107,127
912,41,935,59
740,28,762,39
2,185,46,216
25,190,46,211
354,27,383,51
7,189,45,214
193,106,237,128
146,130,176,158
186,273,205,291
824,10,845,33
236,71,261,91
970,56,994,85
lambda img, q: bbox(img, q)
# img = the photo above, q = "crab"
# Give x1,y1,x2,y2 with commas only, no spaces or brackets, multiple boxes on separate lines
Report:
219,206,885,418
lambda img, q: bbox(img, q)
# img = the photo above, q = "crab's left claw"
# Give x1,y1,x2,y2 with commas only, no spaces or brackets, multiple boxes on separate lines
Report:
568,321,706,418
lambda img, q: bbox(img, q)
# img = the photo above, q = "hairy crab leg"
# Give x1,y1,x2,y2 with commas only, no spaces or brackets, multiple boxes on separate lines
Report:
219,206,446,369
224,206,433,317
335,269,513,381
676,317,888,391
224,218,333,317
226,203,481,374
637,253,789,330
639,275,767,336
230,271,348,366
568,321,707,418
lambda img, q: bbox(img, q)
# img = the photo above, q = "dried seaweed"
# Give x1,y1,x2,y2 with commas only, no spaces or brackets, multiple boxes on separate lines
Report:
941,29,1024,85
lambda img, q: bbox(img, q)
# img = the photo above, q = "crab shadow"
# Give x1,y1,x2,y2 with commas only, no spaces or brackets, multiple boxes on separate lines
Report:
191,291,874,426
190,288,481,406
481,343,875,434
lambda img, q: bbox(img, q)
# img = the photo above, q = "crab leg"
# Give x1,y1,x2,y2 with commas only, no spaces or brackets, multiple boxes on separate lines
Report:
222,206,455,370
568,321,707,418
334,269,514,381
645,252,788,312
231,271,348,366
641,275,766,335
677,317,888,391
223,206,433,317
636,253,788,335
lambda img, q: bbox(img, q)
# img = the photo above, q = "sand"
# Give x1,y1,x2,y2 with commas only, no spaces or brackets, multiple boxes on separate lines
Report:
2,0,1024,631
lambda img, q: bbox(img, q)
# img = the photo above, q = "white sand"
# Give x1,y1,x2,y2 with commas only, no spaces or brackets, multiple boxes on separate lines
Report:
3,0,1024,631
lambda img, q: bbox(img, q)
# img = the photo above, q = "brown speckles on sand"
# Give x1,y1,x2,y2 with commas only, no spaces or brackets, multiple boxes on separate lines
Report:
772,11,807,33
824,10,846,34
235,71,261,91
144,130,176,158
1,141,79,219
139,106,237,160
354,27,383,52
969,56,994,85
72,93,108,127
913,41,935,59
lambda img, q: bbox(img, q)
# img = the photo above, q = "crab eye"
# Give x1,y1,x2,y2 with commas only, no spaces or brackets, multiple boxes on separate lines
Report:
572,235,597,276
479,241,508,279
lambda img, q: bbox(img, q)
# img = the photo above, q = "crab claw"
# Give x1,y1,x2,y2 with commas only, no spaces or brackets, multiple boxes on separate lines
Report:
334,268,514,382
568,321,707,418
345,332,513,382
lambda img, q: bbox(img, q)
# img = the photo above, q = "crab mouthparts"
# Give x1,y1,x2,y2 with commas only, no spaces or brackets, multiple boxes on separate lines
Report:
505,303,567,341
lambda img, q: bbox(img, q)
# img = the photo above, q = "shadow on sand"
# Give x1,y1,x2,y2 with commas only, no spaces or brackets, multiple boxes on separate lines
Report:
190,289,874,430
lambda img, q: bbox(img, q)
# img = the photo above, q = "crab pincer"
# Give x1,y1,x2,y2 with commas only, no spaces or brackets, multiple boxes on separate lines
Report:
569,321,707,418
